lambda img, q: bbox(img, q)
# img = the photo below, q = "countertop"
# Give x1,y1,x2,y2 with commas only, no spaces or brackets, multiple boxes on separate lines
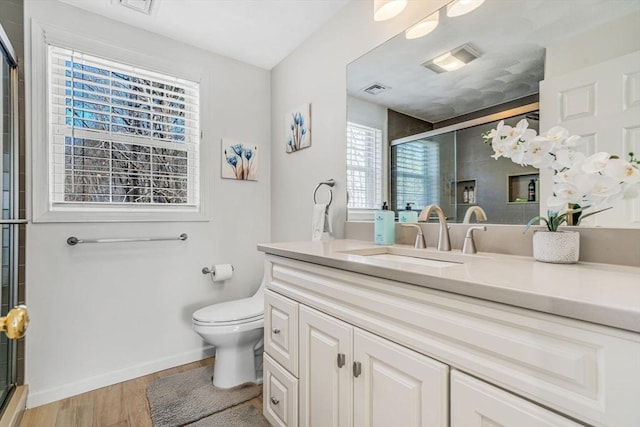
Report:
258,239,640,333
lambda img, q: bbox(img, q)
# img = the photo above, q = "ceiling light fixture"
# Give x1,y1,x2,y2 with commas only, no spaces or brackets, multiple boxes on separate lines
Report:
373,0,408,22
446,0,485,18
119,0,154,15
405,11,439,39
422,44,480,73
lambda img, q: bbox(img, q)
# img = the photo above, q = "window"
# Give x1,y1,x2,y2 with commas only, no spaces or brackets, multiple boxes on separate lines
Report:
391,138,440,211
346,122,383,210
48,45,199,209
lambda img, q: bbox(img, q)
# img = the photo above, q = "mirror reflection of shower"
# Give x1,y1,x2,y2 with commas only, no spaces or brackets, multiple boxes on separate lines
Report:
390,106,540,225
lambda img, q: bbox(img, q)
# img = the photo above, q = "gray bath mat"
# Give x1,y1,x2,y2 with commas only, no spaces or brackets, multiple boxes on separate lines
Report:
185,402,270,427
146,364,261,427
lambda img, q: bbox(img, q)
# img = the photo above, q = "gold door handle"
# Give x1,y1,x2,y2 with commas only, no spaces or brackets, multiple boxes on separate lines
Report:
0,305,29,339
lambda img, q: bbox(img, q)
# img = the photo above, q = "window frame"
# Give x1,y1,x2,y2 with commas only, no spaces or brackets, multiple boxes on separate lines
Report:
346,121,385,221
30,21,209,223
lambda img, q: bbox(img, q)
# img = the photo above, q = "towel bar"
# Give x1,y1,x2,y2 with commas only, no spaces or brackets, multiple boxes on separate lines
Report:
67,233,188,246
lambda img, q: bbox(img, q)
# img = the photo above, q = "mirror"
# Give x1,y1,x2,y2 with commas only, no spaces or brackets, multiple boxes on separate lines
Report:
347,0,640,226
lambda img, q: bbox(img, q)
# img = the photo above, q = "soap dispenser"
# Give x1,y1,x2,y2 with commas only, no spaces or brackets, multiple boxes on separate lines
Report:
374,202,395,245
399,202,418,223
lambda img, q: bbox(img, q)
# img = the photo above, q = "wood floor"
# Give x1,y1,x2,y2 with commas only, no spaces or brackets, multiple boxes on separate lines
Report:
19,358,263,427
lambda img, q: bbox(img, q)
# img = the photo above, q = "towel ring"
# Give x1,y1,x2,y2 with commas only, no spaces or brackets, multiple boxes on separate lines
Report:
313,179,335,206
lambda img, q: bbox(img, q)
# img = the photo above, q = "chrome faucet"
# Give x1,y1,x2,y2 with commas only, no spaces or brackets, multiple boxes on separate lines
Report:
462,225,486,254
462,206,488,224
418,204,451,251
400,223,426,249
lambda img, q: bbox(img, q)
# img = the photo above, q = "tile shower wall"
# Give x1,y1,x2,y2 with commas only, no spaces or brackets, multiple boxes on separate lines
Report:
455,114,539,224
0,0,25,387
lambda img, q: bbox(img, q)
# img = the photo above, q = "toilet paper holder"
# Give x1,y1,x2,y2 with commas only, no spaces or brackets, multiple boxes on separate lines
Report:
202,265,234,275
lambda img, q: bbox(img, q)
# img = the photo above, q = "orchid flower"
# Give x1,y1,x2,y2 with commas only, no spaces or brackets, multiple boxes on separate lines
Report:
482,119,640,230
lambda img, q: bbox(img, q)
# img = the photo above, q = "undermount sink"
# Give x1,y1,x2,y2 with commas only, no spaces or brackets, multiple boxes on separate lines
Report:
339,246,472,268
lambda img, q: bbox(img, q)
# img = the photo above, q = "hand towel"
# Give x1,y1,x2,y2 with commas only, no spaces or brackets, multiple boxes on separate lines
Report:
311,204,327,241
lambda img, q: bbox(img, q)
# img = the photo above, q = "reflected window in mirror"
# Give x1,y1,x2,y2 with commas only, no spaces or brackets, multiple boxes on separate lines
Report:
391,138,441,212
346,122,383,215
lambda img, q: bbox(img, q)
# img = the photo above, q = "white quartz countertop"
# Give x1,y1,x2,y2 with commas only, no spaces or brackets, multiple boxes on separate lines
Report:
258,239,640,333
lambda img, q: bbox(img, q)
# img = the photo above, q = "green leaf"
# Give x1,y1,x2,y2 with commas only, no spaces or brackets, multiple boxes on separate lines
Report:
575,206,613,225
524,216,551,233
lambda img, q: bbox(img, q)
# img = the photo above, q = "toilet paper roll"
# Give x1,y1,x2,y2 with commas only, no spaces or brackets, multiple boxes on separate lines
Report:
212,264,233,282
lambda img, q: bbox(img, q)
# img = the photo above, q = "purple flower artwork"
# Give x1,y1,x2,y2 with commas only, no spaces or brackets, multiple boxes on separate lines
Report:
222,139,258,181
286,103,311,153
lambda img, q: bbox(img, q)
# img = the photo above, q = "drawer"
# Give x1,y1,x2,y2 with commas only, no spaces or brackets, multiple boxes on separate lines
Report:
265,290,299,376
451,370,582,427
264,353,298,427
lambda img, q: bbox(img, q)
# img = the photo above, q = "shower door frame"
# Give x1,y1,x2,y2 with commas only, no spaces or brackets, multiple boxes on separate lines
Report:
0,22,24,412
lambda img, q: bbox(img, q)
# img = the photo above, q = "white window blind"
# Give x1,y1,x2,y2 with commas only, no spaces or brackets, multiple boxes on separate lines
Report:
347,122,383,210
392,139,440,210
48,45,200,206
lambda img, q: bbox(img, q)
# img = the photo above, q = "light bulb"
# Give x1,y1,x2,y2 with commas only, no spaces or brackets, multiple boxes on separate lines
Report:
405,11,439,39
374,0,408,22
446,0,485,18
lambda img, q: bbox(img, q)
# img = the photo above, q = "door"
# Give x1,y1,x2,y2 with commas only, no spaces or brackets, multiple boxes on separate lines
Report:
450,370,582,427
0,24,29,410
540,50,640,226
353,329,449,427
299,306,353,427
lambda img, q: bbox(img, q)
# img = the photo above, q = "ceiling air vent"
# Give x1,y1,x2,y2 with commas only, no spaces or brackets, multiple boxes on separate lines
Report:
362,83,390,95
119,0,154,15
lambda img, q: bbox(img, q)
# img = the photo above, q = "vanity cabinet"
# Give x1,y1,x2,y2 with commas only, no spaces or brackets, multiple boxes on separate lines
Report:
262,254,640,427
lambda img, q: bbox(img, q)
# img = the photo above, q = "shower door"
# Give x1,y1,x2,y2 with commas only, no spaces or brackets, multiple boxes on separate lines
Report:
0,24,26,410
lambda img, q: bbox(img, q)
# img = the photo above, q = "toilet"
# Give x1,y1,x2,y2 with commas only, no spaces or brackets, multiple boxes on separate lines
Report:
192,281,264,388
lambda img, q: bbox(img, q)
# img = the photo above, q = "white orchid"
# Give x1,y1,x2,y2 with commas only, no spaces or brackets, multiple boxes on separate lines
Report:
482,120,640,230
581,152,611,174
604,158,640,183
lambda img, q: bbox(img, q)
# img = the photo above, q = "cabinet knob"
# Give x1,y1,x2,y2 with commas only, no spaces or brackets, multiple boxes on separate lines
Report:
272,328,281,334
353,361,362,378
270,396,280,405
337,353,346,368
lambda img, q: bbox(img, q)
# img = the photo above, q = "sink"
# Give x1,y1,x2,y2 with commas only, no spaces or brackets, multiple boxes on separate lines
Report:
364,253,458,268
339,246,470,268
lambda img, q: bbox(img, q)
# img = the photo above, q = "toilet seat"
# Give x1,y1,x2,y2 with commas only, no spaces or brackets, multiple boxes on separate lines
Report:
193,296,264,326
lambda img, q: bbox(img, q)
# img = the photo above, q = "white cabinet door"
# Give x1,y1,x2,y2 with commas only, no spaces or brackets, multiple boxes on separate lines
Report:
451,370,583,427
353,329,449,427
540,50,640,227
299,305,353,427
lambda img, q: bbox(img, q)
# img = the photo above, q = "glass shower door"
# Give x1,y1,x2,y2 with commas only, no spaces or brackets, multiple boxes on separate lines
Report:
0,25,25,411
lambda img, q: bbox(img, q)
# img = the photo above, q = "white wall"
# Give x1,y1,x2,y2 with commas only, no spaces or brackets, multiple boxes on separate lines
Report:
24,0,270,406
347,95,387,131
270,0,447,242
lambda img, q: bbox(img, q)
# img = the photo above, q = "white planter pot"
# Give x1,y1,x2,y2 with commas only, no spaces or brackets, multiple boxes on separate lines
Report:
532,230,580,264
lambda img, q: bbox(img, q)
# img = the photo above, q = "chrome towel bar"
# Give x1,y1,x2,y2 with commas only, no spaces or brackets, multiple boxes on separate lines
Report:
67,233,188,246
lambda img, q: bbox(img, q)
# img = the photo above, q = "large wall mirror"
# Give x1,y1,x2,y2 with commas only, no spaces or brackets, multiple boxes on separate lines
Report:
346,0,640,227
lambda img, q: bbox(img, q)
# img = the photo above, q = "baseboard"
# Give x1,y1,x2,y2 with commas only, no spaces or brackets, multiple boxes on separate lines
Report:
26,346,215,408
0,385,28,427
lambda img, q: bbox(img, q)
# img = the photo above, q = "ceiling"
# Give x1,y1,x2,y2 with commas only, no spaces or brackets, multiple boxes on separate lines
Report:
347,0,640,124
57,0,351,70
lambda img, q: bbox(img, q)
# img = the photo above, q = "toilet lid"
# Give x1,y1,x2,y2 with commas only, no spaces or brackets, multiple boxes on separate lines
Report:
193,296,263,324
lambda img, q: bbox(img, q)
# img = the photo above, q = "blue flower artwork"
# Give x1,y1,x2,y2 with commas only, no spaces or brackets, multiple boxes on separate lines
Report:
221,139,258,181
286,103,311,153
